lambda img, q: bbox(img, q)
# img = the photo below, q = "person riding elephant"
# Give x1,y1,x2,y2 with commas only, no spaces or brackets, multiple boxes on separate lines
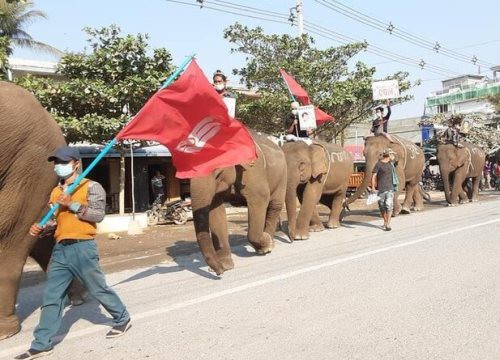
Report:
346,134,425,215
0,82,85,340
190,131,287,275
436,141,485,206
282,141,353,240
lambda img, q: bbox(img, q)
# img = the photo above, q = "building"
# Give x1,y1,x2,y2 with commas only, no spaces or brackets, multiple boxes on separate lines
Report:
425,68,500,123
6,58,59,81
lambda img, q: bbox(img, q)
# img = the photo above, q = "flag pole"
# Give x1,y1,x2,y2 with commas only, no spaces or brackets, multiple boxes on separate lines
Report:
38,53,196,227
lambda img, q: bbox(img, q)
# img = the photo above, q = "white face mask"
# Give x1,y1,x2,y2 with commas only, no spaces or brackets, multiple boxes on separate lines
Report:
54,163,74,179
214,83,225,92
291,110,298,116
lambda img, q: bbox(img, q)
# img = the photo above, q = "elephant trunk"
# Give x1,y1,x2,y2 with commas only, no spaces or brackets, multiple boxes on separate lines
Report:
441,170,452,204
190,177,224,275
346,158,375,205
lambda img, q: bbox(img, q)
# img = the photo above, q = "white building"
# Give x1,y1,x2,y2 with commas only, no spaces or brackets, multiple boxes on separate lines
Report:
6,58,59,80
425,68,500,123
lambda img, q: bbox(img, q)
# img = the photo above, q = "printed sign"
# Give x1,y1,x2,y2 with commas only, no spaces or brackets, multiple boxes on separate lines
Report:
297,105,317,130
222,97,236,118
372,80,400,101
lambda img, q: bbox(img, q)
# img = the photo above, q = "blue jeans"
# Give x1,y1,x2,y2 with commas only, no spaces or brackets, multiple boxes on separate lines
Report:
31,240,129,351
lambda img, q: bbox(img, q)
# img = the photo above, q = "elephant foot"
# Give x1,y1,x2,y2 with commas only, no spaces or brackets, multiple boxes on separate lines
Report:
0,315,21,341
325,221,340,229
219,257,234,271
309,223,325,232
400,207,411,214
447,203,457,207
413,206,423,212
252,233,275,255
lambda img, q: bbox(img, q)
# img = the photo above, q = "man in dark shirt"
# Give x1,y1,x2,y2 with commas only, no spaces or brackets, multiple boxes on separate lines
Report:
371,148,397,231
371,100,393,142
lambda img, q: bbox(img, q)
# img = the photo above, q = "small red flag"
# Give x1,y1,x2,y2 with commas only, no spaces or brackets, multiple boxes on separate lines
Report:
279,69,334,124
117,60,257,179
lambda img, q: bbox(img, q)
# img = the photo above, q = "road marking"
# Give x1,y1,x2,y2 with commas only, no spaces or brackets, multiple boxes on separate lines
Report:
2,217,499,358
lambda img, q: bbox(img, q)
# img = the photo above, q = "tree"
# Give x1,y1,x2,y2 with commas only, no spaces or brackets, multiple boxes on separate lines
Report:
0,35,7,79
16,25,174,213
0,0,61,56
223,23,414,141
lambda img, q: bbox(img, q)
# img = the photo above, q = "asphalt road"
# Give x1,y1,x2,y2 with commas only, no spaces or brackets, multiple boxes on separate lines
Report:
2,197,500,360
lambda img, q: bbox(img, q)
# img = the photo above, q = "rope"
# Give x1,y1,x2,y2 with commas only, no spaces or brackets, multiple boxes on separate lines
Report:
313,141,332,182
465,147,473,172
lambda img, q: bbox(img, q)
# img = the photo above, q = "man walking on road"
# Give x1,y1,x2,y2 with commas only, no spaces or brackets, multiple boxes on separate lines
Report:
371,148,398,231
16,146,131,360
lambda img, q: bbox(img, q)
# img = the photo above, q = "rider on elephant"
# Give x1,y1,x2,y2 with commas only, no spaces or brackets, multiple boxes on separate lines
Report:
284,101,313,144
443,120,464,148
370,100,393,142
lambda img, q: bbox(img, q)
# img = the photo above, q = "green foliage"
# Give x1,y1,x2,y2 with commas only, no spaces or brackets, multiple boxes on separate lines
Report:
0,35,8,79
0,0,60,56
224,23,415,141
16,25,173,144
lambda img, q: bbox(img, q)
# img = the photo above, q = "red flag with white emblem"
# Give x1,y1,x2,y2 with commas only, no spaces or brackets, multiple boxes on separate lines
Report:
117,60,257,178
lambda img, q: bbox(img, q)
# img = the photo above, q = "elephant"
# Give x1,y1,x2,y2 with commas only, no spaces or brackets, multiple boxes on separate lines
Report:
190,131,287,275
283,141,353,240
0,82,66,339
436,142,485,205
346,134,425,215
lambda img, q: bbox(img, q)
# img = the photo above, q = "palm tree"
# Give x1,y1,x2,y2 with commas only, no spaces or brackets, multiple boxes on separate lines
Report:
0,0,62,56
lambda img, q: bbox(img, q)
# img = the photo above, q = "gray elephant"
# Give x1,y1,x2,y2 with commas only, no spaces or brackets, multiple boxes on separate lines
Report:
190,131,287,275
437,142,485,205
283,141,353,240
0,82,66,339
346,135,425,215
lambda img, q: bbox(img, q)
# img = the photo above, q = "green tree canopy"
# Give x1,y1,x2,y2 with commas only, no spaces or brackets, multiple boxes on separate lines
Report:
16,25,173,144
0,0,60,56
0,35,7,79
224,23,415,140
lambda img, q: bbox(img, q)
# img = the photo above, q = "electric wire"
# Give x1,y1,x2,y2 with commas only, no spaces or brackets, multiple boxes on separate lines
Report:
164,0,460,77
314,0,495,67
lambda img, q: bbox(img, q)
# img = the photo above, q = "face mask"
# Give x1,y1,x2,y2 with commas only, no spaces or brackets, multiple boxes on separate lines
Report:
214,84,225,92
54,163,74,179
291,110,298,116
376,111,382,117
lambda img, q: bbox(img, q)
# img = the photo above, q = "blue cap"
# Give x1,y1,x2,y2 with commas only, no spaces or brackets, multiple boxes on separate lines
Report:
48,146,81,162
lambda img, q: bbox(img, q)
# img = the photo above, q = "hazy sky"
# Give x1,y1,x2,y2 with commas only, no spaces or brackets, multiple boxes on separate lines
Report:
13,0,500,120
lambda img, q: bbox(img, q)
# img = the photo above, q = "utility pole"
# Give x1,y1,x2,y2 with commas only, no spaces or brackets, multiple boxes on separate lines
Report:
296,0,304,36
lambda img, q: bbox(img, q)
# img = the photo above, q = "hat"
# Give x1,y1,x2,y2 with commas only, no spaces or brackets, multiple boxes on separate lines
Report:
48,146,81,162
290,101,300,109
382,148,395,157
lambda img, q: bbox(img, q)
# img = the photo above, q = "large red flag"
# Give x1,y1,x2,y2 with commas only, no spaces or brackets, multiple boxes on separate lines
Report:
279,69,334,125
117,60,257,179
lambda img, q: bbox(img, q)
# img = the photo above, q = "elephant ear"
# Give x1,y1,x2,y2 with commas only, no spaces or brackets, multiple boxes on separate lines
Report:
310,144,328,179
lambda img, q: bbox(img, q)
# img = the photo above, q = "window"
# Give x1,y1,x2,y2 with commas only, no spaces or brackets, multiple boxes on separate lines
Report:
437,104,448,113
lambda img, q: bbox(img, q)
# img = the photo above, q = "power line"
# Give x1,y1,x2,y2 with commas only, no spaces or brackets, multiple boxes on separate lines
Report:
164,0,458,77
314,0,496,68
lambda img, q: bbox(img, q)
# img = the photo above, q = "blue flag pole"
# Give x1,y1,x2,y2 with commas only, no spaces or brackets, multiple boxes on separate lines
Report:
38,53,196,227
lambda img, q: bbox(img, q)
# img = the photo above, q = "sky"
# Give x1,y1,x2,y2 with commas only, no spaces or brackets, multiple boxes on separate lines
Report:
12,0,500,120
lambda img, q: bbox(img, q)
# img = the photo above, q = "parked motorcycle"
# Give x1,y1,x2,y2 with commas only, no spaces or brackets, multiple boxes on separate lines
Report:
147,197,192,226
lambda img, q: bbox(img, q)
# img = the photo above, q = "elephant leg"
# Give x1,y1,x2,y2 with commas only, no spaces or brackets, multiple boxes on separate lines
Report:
208,200,234,272
264,186,286,240
309,207,325,232
392,189,403,216
0,247,27,340
326,190,346,229
295,183,322,240
245,186,274,254
401,183,420,214
412,185,424,211
470,177,481,202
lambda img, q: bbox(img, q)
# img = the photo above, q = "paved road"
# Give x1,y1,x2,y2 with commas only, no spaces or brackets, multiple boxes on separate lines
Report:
2,198,500,360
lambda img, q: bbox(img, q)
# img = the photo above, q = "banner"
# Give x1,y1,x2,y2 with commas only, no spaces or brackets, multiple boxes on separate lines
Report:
372,80,399,100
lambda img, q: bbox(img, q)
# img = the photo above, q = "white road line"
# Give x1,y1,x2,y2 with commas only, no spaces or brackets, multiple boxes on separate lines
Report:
1,217,499,358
